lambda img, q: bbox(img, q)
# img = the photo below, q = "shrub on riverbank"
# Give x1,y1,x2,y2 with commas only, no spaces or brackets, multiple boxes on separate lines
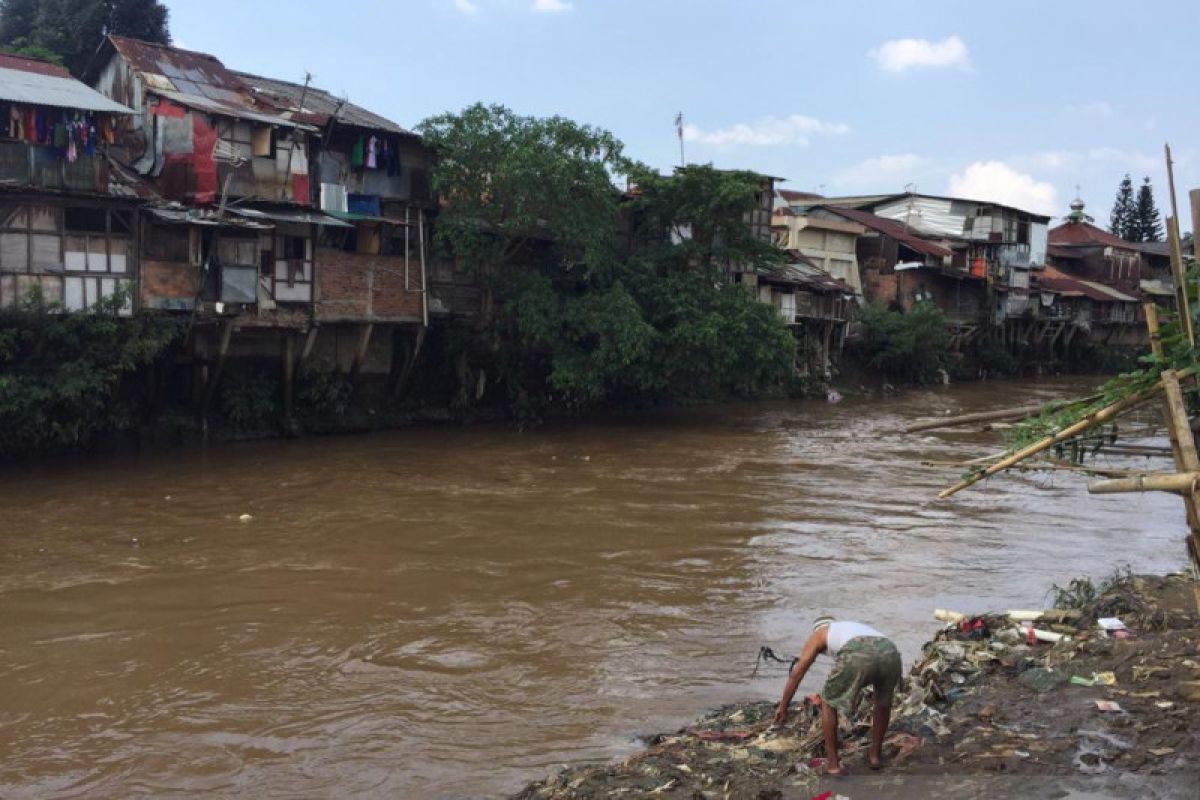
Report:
851,301,951,385
0,287,185,458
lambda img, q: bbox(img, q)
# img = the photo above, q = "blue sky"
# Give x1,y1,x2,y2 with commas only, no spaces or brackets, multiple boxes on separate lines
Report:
164,0,1199,225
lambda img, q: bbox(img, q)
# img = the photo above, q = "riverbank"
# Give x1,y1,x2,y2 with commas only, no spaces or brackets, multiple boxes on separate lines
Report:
515,572,1200,799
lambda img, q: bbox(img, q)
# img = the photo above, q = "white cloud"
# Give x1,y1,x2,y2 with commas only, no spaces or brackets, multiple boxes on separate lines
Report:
1065,101,1113,116
869,36,970,73
947,161,1057,215
454,0,480,13
682,115,849,147
834,153,928,187
532,0,572,11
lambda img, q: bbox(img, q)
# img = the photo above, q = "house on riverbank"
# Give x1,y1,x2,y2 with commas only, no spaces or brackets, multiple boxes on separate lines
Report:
0,52,143,313
78,35,439,415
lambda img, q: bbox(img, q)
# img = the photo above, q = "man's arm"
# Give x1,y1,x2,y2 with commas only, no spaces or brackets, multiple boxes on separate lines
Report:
771,630,825,726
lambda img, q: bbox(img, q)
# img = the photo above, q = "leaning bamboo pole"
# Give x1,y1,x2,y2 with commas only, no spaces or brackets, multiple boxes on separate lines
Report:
938,380,1176,499
1088,472,1200,495
904,394,1102,434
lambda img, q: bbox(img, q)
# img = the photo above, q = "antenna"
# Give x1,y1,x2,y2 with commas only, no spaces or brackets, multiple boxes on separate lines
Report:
674,112,685,168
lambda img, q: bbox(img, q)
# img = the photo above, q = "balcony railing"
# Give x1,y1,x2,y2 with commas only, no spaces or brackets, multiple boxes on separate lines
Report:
0,141,106,193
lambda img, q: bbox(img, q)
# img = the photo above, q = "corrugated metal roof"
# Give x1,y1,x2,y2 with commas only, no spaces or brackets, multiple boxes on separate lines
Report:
818,206,954,258
233,71,414,136
228,207,352,227
0,64,133,113
104,36,311,129
1038,267,1138,303
156,88,313,130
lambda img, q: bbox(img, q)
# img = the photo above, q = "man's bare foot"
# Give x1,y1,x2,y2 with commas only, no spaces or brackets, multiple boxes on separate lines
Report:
868,755,885,770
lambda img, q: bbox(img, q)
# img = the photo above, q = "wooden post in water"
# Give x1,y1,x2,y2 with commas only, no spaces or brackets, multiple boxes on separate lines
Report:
282,334,295,421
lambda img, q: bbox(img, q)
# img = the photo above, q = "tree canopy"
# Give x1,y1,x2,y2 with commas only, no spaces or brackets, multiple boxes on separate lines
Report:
1109,174,1136,240
1133,177,1164,243
0,0,169,75
417,103,796,419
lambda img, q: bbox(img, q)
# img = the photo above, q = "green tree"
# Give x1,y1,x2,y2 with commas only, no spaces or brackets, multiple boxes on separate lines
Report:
0,0,38,46
851,302,950,384
417,104,795,418
1133,176,1164,243
1109,174,1136,240
0,0,170,75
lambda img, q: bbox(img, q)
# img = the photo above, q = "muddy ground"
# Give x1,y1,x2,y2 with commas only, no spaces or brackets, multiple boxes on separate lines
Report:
514,573,1199,800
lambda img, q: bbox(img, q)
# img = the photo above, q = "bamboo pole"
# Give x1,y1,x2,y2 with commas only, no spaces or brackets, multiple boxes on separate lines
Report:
1088,472,1200,495
1164,144,1194,346
904,394,1101,434
938,382,1169,499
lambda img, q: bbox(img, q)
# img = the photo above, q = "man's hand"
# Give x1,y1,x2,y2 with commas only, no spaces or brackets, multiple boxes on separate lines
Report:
771,705,789,727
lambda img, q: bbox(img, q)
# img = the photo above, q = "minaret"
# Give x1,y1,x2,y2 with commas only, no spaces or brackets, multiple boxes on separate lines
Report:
1066,195,1087,224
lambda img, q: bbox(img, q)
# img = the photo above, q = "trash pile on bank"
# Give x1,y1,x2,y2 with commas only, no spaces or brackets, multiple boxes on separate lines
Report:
514,573,1199,799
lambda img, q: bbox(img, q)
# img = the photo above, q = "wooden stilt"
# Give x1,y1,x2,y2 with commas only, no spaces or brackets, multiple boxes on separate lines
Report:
392,325,428,398
349,322,374,383
282,334,295,421
201,319,234,417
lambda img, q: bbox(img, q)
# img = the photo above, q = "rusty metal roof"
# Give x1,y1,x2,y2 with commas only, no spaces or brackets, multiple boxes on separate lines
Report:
1038,267,1137,303
233,71,415,137
0,53,132,113
103,36,312,130
818,206,954,259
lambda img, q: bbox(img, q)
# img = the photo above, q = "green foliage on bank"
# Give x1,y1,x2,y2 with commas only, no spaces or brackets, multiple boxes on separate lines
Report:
418,103,796,420
851,302,951,385
0,287,185,458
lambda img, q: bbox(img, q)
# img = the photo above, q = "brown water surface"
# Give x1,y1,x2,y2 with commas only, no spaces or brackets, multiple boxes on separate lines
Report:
0,378,1187,798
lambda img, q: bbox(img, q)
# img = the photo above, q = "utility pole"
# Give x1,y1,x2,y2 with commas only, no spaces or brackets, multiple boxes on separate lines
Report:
675,112,685,168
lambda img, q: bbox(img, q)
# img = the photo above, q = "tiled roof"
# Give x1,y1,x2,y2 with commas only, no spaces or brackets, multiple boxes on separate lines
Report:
1048,220,1137,251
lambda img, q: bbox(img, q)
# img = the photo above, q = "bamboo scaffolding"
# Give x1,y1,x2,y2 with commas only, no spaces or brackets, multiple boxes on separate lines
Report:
937,380,1178,499
1165,144,1195,346
1088,472,1200,495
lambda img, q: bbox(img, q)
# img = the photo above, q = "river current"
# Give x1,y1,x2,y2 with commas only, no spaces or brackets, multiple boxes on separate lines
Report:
0,378,1187,798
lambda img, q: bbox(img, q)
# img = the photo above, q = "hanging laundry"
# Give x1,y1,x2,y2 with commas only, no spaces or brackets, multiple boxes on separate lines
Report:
366,135,378,169
351,135,365,168
34,109,47,144
10,106,23,140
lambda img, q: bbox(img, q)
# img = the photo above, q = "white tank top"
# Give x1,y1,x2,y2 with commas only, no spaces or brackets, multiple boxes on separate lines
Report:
824,621,885,655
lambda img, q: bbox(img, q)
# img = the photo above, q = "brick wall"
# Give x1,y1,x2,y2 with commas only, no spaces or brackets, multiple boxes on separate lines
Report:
315,247,424,322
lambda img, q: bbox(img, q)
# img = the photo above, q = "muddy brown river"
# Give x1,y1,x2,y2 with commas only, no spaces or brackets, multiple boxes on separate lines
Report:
0,378,1188,798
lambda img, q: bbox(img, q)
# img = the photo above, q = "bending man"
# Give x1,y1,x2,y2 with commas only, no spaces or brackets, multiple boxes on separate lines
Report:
771,616,902,775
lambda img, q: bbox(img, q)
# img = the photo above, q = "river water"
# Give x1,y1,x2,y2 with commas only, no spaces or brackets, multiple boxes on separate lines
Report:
0,378,1188,798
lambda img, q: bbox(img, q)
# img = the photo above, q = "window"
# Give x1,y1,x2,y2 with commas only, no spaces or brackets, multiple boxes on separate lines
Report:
271,229,313,303
218,119,253,162
0,203,61,274
64,205,129,275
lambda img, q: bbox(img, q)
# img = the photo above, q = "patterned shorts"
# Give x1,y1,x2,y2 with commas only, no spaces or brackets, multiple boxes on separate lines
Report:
821,636,902,716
